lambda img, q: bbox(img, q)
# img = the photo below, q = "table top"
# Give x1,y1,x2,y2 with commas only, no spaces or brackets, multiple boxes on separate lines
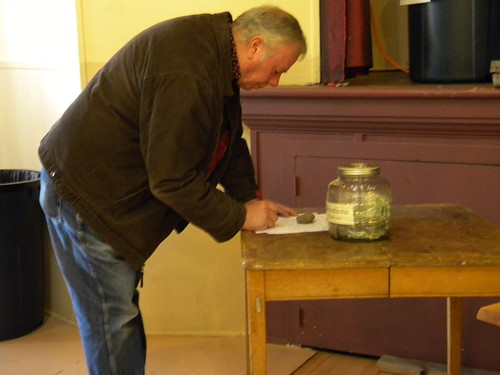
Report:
241,204,500,271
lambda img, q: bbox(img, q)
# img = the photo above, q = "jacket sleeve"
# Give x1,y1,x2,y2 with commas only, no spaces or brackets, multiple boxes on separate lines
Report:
139,73,246,242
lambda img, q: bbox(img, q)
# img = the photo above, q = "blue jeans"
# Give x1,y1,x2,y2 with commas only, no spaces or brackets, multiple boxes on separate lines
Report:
39,169,146,375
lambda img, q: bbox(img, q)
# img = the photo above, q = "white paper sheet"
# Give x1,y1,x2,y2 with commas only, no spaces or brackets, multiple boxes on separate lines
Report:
256,213,328,235
400,0,431,5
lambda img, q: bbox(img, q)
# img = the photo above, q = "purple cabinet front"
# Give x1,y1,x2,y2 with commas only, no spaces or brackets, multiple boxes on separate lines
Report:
241,75,500,371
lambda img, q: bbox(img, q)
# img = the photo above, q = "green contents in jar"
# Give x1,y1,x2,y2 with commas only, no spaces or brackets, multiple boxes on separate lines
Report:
326,163,392,241
328,192,391,240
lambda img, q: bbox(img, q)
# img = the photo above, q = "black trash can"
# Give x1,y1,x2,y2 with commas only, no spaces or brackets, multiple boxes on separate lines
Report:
409,0,500,83
0,170,44,340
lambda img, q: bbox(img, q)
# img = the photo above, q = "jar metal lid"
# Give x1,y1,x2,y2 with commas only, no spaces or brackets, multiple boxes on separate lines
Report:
338,163,380,176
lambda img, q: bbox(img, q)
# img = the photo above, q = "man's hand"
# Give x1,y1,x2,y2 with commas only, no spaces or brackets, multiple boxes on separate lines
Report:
242,199,297,231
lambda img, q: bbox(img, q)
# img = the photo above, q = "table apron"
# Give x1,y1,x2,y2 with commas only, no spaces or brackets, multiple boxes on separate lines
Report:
390,266,500,297
263,268,389,301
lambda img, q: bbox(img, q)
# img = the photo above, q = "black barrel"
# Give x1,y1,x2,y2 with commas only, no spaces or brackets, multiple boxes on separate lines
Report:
409,0,500,83
0,170,44,340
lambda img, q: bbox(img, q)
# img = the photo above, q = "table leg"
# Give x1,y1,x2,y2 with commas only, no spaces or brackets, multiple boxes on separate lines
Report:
245,270,267,375
447,297,463,375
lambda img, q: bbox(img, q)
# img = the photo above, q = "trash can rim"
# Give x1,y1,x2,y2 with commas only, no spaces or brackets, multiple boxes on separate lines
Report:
0,169,41,190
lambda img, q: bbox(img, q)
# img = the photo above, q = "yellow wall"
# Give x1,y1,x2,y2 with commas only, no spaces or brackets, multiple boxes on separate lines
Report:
371,0,409,71
77,0,409,86
0,0,81,325
0,0,407,334
1,0,409,335
74,0,320,336
54,0,410,336
77,0,320,86
0,0,81,170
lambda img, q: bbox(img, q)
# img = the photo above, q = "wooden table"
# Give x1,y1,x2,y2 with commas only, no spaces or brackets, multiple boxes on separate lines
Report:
241,204,500,375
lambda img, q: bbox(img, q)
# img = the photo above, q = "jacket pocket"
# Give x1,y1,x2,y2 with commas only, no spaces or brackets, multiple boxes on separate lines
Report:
108,185,153,216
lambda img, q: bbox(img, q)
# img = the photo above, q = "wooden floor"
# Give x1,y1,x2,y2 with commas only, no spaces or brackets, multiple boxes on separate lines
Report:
4,316,499,375
0,315,381,375
295,351,500,375
293,350,380,375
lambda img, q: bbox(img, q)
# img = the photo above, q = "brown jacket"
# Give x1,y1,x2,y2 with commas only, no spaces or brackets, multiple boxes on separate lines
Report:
39,12,257,270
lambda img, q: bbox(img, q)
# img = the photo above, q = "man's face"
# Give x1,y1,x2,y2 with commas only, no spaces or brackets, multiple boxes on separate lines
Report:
237,38,300,90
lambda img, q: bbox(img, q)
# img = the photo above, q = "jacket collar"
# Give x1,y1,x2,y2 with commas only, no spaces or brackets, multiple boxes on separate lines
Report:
212,12,238,97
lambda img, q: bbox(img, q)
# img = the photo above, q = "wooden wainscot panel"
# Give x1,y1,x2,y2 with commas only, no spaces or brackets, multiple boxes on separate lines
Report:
264,268,389,301
390,266,500,297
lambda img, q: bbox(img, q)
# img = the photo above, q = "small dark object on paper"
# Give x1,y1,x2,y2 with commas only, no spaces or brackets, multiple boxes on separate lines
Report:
296,213,315,224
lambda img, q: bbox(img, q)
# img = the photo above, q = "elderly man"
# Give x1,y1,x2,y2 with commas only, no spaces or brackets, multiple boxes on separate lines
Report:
38,5,306,374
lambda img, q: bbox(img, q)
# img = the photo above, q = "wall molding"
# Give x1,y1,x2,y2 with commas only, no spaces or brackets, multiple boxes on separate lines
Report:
0,60,65,70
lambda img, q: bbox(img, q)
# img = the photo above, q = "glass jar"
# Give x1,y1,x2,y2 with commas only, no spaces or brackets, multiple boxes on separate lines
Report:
326,163,392,241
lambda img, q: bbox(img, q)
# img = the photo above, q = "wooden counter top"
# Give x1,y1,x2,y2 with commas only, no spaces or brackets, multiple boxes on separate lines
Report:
241,204,500,375
242,71,500,99
241,204,500,271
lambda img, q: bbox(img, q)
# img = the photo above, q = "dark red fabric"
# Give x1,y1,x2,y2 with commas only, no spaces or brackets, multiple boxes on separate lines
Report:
206,130,230,178
320,0,346,84
345,0,372,72
320,0,372,84
228,17,241,81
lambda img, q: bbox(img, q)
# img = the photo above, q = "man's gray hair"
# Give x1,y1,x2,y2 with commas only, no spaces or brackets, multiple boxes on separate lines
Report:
232,6,307,56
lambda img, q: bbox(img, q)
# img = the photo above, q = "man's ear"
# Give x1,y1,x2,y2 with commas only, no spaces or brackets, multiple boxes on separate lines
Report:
248,37,265,59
